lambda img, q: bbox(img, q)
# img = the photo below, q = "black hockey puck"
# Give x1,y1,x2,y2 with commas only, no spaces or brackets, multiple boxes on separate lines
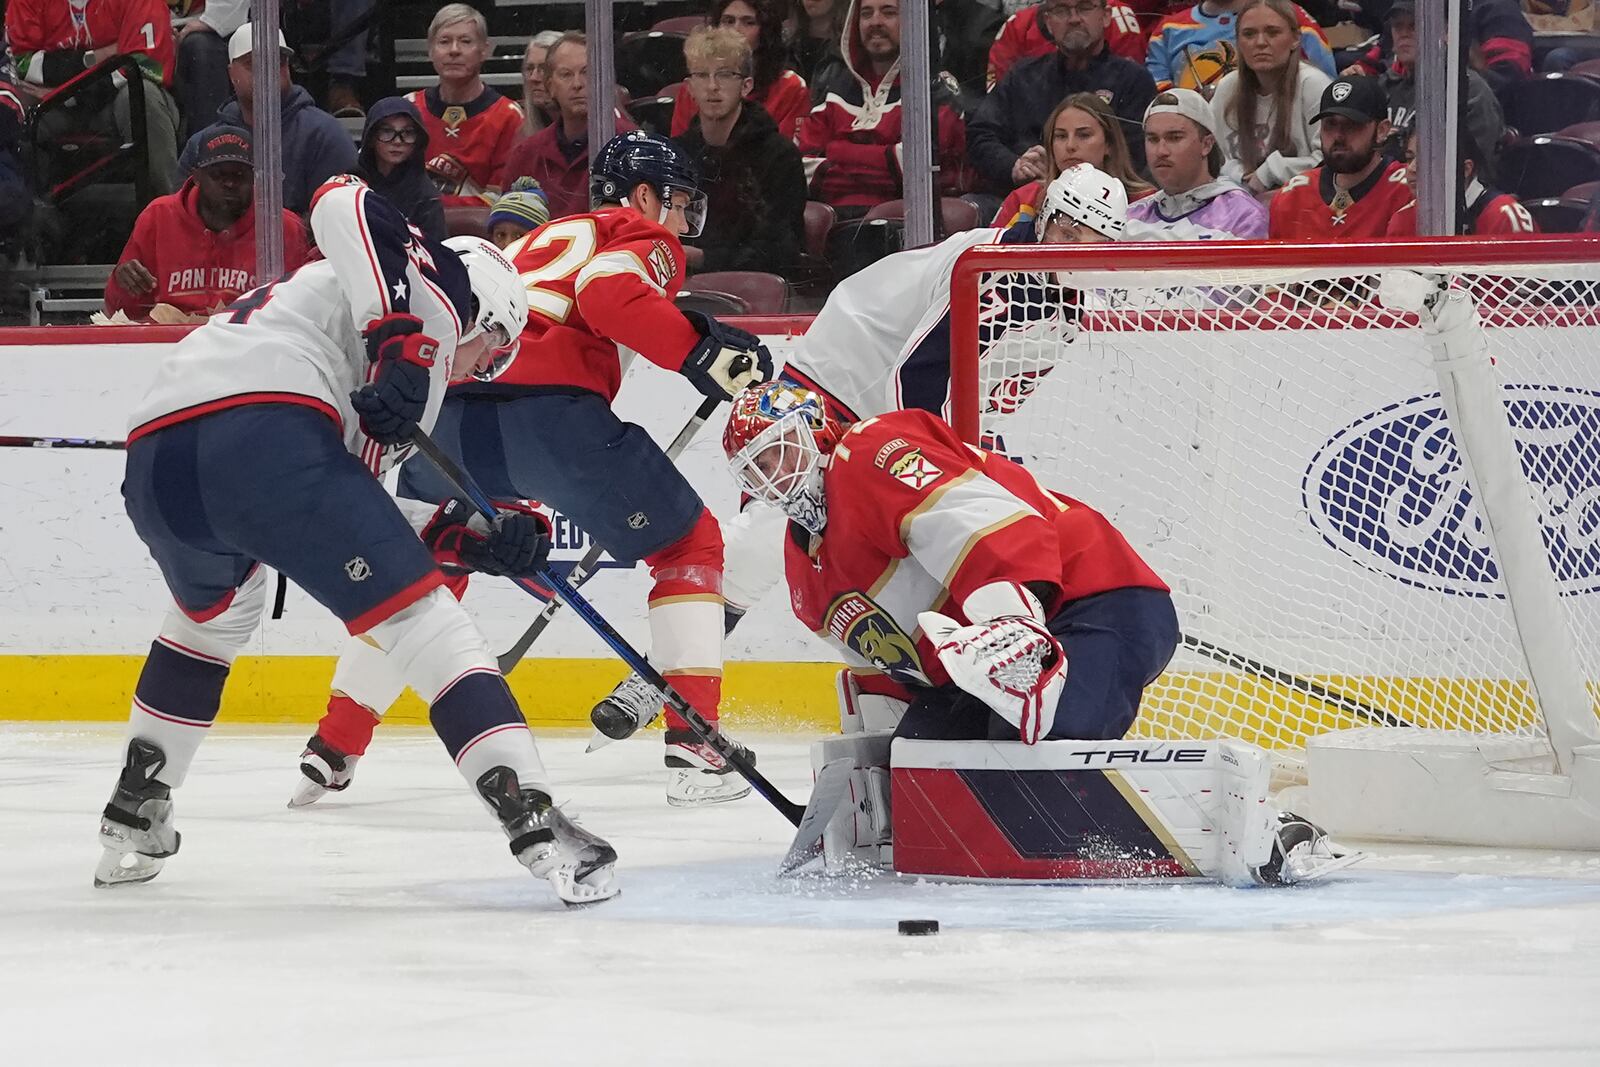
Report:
897,919,939,936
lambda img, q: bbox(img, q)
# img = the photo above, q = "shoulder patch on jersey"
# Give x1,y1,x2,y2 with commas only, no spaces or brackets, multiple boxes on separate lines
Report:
887,448,942,490
646,241,676,288
873,437,912,468
823,591,929,685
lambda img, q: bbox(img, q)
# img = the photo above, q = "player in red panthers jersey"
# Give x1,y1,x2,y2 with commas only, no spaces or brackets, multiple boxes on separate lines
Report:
1269,75,1411,241
406,5,525,206
724,382,1177,744
293,132,774,809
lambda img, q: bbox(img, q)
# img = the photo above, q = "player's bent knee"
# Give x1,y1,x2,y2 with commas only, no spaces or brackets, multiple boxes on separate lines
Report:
362,587,498,703
157,565,270,664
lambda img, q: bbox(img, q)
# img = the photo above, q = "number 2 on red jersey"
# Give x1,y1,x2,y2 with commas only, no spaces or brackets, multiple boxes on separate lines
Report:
508,218,599,325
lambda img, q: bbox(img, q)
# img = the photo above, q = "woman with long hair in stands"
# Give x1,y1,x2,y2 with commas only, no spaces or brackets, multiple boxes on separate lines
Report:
670,0,811,140
787,0,846,87
1210,0,1331,193
994,92,1154,228
519,30,566,136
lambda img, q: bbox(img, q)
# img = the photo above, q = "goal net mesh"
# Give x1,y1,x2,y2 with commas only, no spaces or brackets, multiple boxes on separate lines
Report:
956,241,1600,761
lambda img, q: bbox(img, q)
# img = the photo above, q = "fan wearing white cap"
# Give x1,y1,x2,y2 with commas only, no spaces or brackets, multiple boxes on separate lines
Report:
1124,88,1270,242
175,23,358,214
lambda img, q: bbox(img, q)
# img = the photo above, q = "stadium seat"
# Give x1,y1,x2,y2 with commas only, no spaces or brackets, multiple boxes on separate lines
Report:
685,271,789,313
1520,196,1589,233
615,31,689,100
826,217,904,281
864,197,982,233
1499,73,1600,136
444,204,491,239
674,289,749,315
1565,180,1600,203
1559,120,1600,149
802,201,836,259
1572,58,1600,82
1498,135,1600,198
651,15,706,34
626,95,676,136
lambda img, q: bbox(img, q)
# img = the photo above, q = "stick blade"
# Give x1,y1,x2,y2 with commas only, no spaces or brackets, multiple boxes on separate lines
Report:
777,758,855,877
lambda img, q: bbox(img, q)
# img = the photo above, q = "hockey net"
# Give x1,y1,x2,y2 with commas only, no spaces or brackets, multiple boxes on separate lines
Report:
948,238,1600,793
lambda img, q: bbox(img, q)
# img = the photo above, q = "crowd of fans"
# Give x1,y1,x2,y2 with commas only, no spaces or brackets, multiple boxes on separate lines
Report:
0,0,1591,321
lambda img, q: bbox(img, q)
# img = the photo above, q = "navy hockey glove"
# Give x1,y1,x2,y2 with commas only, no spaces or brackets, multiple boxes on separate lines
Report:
350,313,437,447
422,499,553,578
679,310,774,402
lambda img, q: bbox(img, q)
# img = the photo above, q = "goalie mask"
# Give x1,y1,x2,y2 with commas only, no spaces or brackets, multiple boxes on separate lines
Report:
723,382,843,534
444,235,528,381
1035,163,1128,241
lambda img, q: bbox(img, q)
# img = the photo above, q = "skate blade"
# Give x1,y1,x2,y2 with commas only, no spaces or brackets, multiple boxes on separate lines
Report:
1284,845,1368,884
584,730,619,754
93,848,165,888
665,775,752,807
551,863,620,907
287,777,328,809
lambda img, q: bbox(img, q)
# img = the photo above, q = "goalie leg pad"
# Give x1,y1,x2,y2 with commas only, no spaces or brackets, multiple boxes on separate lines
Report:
837,669,910,734
812,731,895,870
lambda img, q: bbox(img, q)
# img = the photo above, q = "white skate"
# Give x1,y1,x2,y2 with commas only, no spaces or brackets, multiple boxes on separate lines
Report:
288,734,360,808
664,731,752,806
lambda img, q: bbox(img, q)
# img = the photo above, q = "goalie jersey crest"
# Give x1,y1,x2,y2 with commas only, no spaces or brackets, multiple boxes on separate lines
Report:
822,592,930,686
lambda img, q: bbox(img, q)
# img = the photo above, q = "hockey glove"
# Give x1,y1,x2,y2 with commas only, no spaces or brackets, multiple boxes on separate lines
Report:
350,313,437,447
422,499,553,578
917,582,1066,745
679,310,774,402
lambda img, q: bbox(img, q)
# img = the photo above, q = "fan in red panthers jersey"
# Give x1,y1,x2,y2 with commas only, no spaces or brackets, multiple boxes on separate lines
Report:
1385,125,1539,237
724,382,1178,744
1269,75,1412,241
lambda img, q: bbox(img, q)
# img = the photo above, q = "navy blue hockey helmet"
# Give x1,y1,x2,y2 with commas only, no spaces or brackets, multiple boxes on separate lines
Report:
589,130,708,237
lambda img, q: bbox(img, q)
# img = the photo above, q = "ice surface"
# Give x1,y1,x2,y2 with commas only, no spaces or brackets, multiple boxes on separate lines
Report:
4,724,1600,1066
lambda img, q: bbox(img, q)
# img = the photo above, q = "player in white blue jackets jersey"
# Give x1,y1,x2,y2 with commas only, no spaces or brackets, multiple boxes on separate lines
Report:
591,164,1131,741
100,176,619,905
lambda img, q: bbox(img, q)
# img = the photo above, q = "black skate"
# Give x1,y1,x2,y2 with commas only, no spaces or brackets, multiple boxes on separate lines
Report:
586,671,664,752
1252,812,1364,885
477,767,619,906
94,739,181,888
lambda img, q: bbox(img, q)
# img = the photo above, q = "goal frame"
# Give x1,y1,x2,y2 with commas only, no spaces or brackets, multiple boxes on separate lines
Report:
947,235,1600,848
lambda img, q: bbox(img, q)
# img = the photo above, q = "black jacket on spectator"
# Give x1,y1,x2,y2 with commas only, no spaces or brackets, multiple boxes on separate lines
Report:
354,97,447,243
935,0,1006,107
967,45,1156,192
1383,64,1506,174
179,85,358,214
674,101,806,275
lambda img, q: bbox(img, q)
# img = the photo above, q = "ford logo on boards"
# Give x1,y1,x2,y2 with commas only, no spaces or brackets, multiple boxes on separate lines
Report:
1301,386,1600,597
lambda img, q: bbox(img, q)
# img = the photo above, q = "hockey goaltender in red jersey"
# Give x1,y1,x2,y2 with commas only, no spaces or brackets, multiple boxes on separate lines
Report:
726,382,1356,886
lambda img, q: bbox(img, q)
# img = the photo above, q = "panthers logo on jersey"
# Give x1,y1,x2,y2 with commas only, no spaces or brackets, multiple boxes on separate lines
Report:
1173,41,1235,90
822,591,929,685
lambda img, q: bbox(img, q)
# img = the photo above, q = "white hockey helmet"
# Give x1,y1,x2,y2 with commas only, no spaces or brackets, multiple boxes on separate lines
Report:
1035,163,1128,241
444,235,529,381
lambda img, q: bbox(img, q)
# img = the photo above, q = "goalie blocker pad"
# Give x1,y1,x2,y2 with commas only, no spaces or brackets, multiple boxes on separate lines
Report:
886,738,1299,886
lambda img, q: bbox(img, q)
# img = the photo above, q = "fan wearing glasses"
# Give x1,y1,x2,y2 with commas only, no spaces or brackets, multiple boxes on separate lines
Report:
354,96,448,242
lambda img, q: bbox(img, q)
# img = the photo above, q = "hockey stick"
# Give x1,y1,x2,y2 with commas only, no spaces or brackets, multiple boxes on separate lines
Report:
407,426,815,827
1180,634,1414,729
495,396,721,674
0,434,126,450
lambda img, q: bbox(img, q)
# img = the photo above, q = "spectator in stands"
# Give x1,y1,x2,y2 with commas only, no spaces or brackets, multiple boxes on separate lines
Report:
0,80,32,240
969,0,1157,193
325,0,376,117
1125,88,1268,239
174,0,247,134
7,0,182,195
404,5,525,207
353,97,447,242
994,92,1154,226
105,126,310,322
788,0,846,86
488,178,551,248
1269,75,1411,240
1342,0,1532,99
178,26,357,215
932,0,1007,106
1371,2,1506,172
496,32,638,220
1385,126,1538,236
671,1,811,140
1146,0,1335,92
796,0,967,217
988,0,1149,90
1210,0,1331,193
674,26,806,275
520,30,565,135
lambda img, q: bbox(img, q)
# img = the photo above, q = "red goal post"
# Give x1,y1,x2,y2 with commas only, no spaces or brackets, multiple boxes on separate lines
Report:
947,236,1600,847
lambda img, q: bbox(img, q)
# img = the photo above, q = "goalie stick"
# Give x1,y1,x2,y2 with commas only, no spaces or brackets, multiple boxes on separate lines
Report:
407,425,856,849
0,434,125,449
496,396,720,674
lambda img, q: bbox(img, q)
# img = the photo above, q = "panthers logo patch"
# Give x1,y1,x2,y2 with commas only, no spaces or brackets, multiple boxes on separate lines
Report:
888,449,942,490
823,591,929,685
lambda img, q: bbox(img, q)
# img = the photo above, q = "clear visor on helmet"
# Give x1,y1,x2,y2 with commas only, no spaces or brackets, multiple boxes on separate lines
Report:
663,185,709,238
729,411,827,532
469,322,519,382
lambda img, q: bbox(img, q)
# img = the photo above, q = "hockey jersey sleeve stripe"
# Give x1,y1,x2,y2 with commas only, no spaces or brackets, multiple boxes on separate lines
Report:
575,251,662,295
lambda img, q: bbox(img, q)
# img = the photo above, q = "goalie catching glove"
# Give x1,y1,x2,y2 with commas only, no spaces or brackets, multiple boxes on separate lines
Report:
918,582,1066,744
350,313,437,446
422,499,552,578
679,310,773,402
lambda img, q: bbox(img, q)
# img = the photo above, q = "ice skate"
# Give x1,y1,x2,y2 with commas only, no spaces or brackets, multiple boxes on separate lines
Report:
587,670,663,752
664,730,752,806
94,739,181,888
476,766,619,906
288,733,360,808
1253,812,1365,885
